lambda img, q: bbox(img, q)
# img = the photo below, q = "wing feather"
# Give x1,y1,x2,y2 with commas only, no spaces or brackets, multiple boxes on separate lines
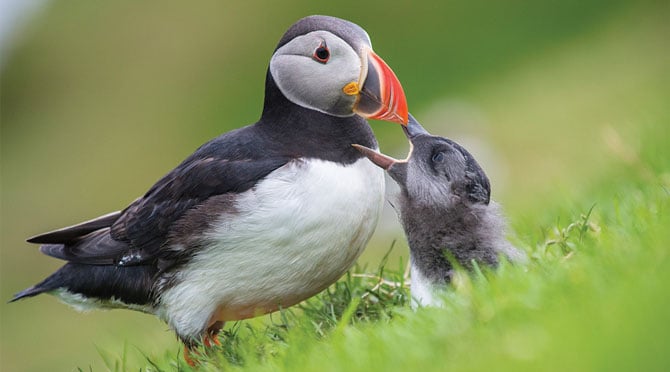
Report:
27,211,121,244
28,126,290,267
39,229,133,265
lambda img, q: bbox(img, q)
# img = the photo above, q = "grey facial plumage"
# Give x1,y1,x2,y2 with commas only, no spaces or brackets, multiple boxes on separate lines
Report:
270,31,362,117
267,15,408,125
398,134,491,208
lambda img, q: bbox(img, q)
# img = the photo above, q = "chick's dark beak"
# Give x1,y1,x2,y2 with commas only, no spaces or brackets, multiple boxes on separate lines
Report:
353,48,408,125
351,144,399,170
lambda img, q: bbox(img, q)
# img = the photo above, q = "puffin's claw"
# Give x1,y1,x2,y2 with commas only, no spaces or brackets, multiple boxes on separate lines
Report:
182,321,225,366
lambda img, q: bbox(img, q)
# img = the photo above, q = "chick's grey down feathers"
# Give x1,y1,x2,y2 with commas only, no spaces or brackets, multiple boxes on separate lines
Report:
362,114,522,285
399,195,515,285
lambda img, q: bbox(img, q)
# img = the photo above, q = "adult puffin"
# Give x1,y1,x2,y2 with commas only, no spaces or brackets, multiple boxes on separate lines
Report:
11,15,408,359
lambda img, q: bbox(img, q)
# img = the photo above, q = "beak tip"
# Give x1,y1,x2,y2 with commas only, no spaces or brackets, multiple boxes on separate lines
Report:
394,109,408,126
400,112,409,126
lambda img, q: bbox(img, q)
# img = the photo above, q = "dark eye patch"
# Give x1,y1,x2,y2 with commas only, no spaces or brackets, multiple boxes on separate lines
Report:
429,143,459,180
432,152,445,163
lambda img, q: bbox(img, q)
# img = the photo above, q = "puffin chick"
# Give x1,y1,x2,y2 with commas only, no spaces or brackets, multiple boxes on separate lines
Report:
353,114,525,307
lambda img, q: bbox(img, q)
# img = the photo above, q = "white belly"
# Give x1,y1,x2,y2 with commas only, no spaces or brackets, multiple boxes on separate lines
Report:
158,157,384,338
410,263,443,309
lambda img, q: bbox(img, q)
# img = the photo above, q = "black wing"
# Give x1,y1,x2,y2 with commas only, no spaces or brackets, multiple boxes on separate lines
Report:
30,125,290,267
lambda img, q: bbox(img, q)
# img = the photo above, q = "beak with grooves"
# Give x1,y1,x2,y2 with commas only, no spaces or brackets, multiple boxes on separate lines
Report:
353,47,408,125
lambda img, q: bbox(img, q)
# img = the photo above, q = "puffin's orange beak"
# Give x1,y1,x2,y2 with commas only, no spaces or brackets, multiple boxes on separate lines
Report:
353,48,408,125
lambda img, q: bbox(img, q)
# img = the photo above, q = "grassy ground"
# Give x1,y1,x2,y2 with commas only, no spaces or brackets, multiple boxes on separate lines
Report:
167,174,669,372
2,1,668,371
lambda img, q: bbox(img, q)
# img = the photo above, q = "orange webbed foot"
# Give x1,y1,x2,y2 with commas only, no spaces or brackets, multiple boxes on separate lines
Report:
181,321,225,366
202,333,222,348
183,345,197,367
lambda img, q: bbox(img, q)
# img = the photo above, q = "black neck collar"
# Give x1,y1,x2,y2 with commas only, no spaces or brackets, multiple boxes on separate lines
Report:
257,70,378,164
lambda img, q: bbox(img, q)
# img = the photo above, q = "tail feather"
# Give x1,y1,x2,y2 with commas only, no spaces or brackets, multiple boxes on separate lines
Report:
9,263,158,309
9,285,50,303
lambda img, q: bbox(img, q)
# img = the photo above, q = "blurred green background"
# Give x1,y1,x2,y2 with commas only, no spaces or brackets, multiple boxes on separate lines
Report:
1,0,668,370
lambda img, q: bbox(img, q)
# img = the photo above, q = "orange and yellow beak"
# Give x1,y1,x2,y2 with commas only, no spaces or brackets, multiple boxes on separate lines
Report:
352,48,408,125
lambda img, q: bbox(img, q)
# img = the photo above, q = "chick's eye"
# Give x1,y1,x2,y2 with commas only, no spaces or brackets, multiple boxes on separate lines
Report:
313,43,330,63
432,152,445,163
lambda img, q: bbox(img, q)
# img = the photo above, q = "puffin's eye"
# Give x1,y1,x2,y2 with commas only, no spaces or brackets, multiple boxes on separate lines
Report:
312,42,330,64
432,152,445,163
